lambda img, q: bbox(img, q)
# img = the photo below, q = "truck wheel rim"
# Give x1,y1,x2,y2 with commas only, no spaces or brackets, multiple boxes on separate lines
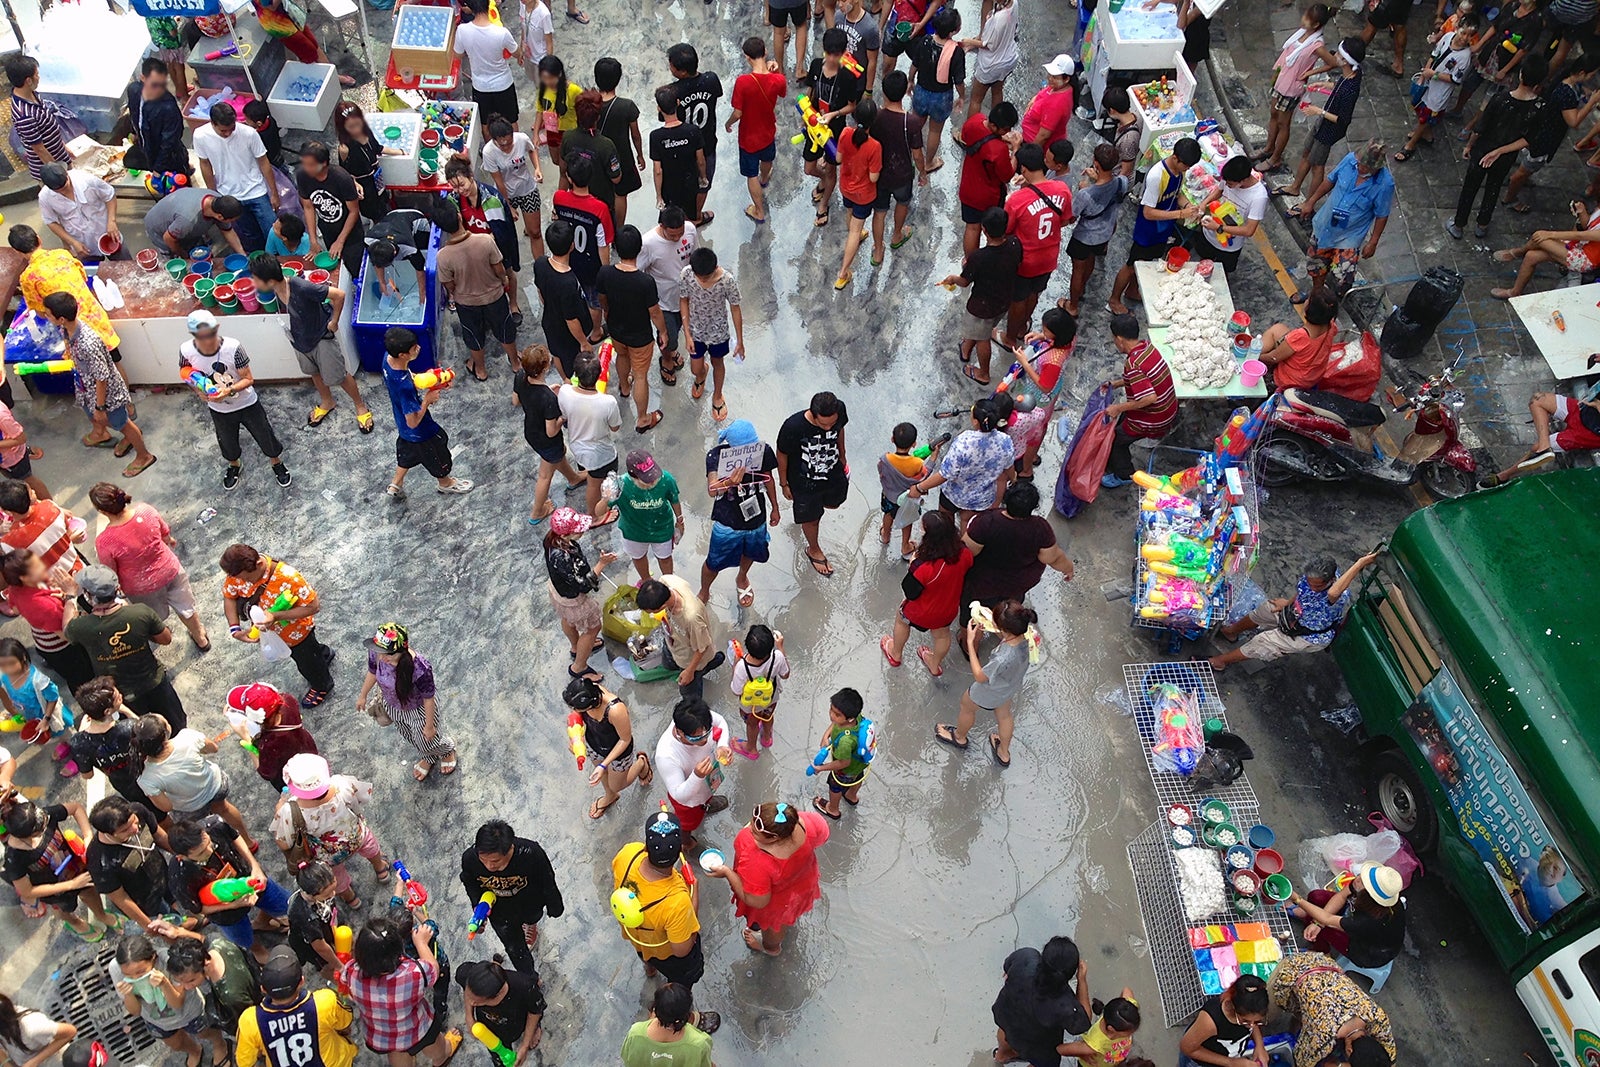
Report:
1379,772,1418,833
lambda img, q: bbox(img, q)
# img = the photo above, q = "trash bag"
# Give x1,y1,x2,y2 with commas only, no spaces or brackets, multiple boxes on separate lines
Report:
1055,384,1116,518
1317,331,1382,402
1401,266,1465,328
1367,811,1425,886
1379,307,1433,360
1298,832,1370,888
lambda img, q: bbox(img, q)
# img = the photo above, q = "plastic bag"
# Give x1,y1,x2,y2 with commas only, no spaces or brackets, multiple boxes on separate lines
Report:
1297,832,1369,888
1367,811,1424,887
1149,682,1204,775
1317,331,1382,402
258,630,292,663
1055,385,1115,518
1380,307,1434,361
4,309,66,365
1401,266,1465,329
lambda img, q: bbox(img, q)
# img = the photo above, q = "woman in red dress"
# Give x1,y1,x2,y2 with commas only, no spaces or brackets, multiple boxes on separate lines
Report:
704,800,829,956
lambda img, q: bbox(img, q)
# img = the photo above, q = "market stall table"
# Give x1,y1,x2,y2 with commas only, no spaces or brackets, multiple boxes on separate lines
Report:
1135,261,1265,399
1136,260,1233,325
1508,284,1600,380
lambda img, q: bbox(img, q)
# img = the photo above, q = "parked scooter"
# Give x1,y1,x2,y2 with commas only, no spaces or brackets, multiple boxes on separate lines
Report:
1256,362,1476,498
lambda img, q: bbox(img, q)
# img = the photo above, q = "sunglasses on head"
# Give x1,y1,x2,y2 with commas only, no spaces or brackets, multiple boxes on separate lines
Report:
752,803,791,834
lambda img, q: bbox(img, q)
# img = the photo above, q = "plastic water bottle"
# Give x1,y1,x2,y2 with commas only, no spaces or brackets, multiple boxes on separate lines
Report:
1245,335,1262,362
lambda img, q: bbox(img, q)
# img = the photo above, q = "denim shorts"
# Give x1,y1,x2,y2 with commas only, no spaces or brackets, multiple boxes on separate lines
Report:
912,85,954,124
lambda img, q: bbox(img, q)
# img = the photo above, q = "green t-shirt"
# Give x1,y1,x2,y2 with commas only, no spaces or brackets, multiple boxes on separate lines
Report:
620,1022,713,1067
617,470,681,545
829,723,868,785
65,602,167,696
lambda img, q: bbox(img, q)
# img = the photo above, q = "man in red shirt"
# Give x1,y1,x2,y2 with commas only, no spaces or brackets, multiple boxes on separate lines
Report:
1103,313,1178,488
551,155,616,305
726,37,788,224
956,101,1019,255
1003,142,1071,347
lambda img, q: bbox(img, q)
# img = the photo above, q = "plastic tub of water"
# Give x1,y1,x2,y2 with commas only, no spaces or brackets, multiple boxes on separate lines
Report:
224,253,250,275
312,251,339,271
1239,359,1267,388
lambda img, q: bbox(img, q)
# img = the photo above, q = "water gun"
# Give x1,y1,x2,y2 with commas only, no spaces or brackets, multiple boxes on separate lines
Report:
392,860,428,916
471,1023,516,1067
240,738,260,756
141,171,189,197
333,925,353,995
204,41,240,61
1140,488,1201,520
1141,533,1211,570
791,94,838,162
804,743,831,777
1212,411,1248,456
993,362,1024,393
566,710,587,770
467,891,495,939
52,828,88,875
199,875,265,906
1132,467,1202,496
185,368,223,399
1150,684,1201,774
911,432,952,460
1206,198,1245,249
841,51,863,77
247,590,298,639
13,360,73,376
411,367,455,391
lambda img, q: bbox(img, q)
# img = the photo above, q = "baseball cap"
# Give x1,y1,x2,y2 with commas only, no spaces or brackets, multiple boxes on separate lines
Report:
550,506,593,537
1356,862,1403,906
260,945,304,997
187,309,219,333
283,753,332,800
643,808,683,866
226,682,283,726
78,566,120,603
370,621,409,654
1043,54,1076,77
626,449,660,483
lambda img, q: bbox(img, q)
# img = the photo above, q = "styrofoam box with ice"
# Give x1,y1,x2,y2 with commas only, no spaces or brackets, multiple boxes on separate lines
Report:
394,5,451,48
283,77,324,103
1115,3,1181,39
380,113,421,157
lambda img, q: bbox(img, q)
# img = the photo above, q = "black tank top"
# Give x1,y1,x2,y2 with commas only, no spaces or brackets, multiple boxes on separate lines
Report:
583,699,630,760
1198,996,1253,1059
343,136,380,180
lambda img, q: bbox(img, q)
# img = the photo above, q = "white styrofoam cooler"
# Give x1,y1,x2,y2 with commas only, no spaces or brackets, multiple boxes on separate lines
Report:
266,61,339,131
377,113,425,187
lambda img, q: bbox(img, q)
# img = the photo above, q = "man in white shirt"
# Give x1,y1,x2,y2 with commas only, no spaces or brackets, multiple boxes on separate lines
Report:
556,351,622,519
635,205,698,377
455,0,520,128
652,696,731,850
518,0,554,78
38,164,118,261
1200,154,1269,277
193,102,279,253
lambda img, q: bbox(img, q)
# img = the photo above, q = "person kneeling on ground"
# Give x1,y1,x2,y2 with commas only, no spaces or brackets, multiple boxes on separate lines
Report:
1208,552,1380,672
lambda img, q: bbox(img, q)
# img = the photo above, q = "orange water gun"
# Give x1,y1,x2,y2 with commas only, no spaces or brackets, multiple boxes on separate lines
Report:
566,711,586,770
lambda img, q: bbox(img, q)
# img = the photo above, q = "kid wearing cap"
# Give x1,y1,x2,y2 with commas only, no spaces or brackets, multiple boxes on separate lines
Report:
224,681,318,793
540,508,621,683
610,810,721,1034
616,450,684,581
178,309,291,490
381,326,473,499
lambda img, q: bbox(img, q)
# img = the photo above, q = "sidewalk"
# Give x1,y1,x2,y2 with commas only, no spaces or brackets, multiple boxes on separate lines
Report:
1205,0,1576,461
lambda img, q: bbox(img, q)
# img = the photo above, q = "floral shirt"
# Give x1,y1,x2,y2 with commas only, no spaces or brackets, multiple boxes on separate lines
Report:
938,429,1016,511
677,266,740,345
1289,574,1351,647
21,248,119,350
68,324,132,417
222,556,319,646
145,15,182,49
270,775,373,857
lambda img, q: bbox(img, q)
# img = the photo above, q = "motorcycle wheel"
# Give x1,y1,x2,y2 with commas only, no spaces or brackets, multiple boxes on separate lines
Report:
1256,436,1340,485
1420,462,1474,500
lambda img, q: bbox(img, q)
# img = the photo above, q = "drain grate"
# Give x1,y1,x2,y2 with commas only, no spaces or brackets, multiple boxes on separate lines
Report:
44,945,159,1065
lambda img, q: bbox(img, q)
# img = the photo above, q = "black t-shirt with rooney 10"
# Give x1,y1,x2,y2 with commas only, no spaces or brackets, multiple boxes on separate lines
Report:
776,406,849,492
963,508,1056,602
706,443,778,530
674,72,724,150
595,264,659,348
512,374,563,453
470,969,548,1045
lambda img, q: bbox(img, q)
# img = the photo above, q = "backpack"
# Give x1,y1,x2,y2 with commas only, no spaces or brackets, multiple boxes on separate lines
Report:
738,659,776,711
854,718,879,766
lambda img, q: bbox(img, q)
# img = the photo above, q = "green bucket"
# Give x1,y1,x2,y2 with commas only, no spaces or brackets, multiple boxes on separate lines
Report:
257,289,279,311
165,258,188,279
282,267,298,280
212,272,235,289
194,278,217,307
312,251,339,271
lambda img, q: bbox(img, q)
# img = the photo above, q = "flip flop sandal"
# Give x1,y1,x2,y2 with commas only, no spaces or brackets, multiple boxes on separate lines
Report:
698,211,715,226
113,438,135,458
589,795,618,819
916,646,944,676
841,792,858,806
80,434,115,448
592,507,621,528
988,734,1011,768
925,157,945,173
814,210,830,227
439,754,459,775
1511,202,1533,213
25,447,42,460
356,411,376,434
435,1029,464,1067
301,687,331,708
1392,149,1414,162
811,186,825,203
472,370,490,382
660,368,678,386
870,253,883,267
122,455,158,478
730,739,759,760
691,379,706,399
413,758,435,781
737,583,755,606
880,635,903,667
566,8,589,19
812,797,842,820
712,399,728,421
743,927,782,955
934,722,969,749
805,551,833,576
963,366,991,386
745,205,767,224
635,411,664,433
307,405,335,426
635,752,654,786
891,226,915,249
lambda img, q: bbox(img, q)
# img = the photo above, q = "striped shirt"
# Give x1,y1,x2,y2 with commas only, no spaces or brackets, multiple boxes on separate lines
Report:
10,94,65,181
1120,341,1179,438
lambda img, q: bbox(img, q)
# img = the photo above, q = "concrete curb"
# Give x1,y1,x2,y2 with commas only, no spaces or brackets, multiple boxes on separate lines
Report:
0,175,39,208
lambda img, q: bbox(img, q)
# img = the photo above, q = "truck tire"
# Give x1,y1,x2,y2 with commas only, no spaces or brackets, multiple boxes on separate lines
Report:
1365,749,1439,853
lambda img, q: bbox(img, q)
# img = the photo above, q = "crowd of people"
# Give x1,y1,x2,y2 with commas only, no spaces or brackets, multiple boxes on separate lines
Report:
0,0,1465,1059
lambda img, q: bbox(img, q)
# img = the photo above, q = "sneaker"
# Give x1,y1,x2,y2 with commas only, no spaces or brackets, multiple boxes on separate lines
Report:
385,483,405,499
1444,220,1464,239
222,464,241,491
1514,449,1554,472
1475,475,1502,491
437,478,475,494
1101,473,1134,488
705,794,731,815
1474,224,1489,238
701,650,726,673
273,463,292,487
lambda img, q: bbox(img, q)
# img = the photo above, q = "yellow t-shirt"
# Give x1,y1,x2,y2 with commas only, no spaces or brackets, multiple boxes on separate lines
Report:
1081,999,1137,1067
611,842,699,962
883,451,924,478
236,989,355,1067
537,81,584,133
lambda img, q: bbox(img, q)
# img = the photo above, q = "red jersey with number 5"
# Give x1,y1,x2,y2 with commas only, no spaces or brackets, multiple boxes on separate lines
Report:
1004,180,1072,279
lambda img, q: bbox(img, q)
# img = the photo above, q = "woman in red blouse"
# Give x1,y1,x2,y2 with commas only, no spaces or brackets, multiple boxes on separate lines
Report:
704,800,829,956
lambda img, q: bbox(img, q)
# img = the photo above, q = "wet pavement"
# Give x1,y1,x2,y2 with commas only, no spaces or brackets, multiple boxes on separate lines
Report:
0,0,1558,1064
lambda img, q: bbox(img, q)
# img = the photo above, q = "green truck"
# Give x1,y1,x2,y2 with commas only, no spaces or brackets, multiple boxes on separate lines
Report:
1332,469,1600,1067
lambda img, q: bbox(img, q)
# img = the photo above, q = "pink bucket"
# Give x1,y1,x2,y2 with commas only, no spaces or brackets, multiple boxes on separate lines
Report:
1240,359,1267,388
233,278,260,312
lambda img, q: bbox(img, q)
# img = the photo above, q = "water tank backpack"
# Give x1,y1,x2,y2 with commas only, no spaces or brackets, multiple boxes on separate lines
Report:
739,659,777,710
855,718,879,766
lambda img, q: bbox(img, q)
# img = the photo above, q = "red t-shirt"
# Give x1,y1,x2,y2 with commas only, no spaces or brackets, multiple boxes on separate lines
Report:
957,113,1016,212
1272,326,1335,391
94,503,181,597
902,547,975,630
1005,179,1072,278
731,71,788,154
838,134,882,206
1022,85,1074,144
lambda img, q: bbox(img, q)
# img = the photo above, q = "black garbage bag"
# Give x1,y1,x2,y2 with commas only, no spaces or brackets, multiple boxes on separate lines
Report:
1401,266,1464,328
1380,307,1433,360
1189,731,1255,791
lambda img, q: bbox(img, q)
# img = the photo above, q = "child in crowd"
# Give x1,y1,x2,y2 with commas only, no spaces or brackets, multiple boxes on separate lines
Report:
728,624,790,760
1063,993,1142,1067
1395,16,1478,161
167,814,289,961
1046,140,1074,183
111,934,230,1063
877,421,939,559
286,859,343,978
678,246,744,421
938,598,1037,767
0,635,71,773
242,99,284,166
266,213,311,258
810,687,870,820
381,327,473,498
69,678,149,805
939,206,1022,384
615,449,683,580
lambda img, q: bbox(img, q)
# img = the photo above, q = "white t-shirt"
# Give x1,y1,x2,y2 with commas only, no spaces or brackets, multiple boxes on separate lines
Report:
654,709,731,809
557,387,622,468
637,222,699,307
973,1,1021,84
39,170,114,252
1204,175,1269,251
481,132,540,198
0,1009,61,1064
1424,42,1474,112
194,124,269,201
179,336,260,414
136,728,223,813
521,0,553,63
455,21,517,93
729,649,790,702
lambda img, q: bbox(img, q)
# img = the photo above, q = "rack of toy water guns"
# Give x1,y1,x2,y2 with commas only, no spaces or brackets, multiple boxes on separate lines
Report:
1122,660,1298,1026
1130,405,1268,648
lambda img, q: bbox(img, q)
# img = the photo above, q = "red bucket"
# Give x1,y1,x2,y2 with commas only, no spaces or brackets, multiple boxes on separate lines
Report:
233,278,260,312
99,232,122,256
1253,847,1285,881
282,259,305,276
182,272,203,295
305,269,331,285
1165,246,1191,272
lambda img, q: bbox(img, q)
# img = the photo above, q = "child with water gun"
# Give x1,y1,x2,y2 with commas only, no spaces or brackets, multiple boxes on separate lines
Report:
728,624,791,760
459,960,546,1065
809,687,874,820
877,421,948,560
0,636,73,775
800,28,865,224
381,326,474,499
937,599,1038,768
0,793,117,940
285,860,345,978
